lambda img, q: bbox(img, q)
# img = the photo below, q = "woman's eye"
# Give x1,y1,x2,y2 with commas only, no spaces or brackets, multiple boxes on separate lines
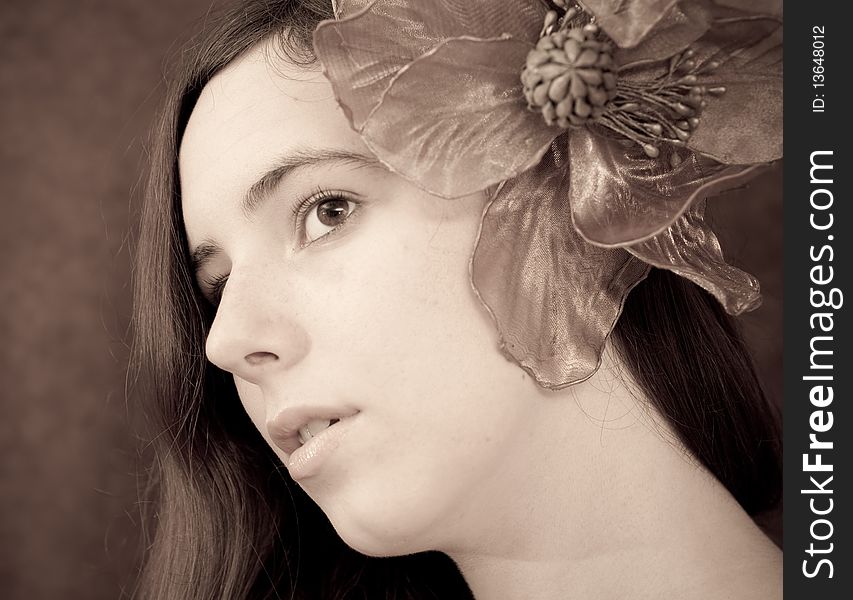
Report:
303,197,357,243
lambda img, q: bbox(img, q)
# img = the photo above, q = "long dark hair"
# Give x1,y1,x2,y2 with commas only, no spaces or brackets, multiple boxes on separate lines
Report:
131,1,781,597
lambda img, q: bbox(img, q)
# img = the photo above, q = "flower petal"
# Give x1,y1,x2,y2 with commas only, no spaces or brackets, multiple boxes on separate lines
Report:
360,37,559,198
626,200,761,314
615,0,712,66
618,13,782,165
334,0,369,18
685,15,783,164
581,0,681,48
714,0,781,17
471,136,649,389
568,127,767,247
314,0,545,131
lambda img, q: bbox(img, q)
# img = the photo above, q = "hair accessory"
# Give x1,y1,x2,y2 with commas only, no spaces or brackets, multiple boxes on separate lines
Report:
314,0,782,388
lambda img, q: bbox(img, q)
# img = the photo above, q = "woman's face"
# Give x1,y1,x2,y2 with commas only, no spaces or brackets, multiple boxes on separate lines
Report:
180,40,559,556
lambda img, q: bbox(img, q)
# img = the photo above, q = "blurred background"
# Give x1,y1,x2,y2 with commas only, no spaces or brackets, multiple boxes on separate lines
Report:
0,1,782,598
1,1,213,597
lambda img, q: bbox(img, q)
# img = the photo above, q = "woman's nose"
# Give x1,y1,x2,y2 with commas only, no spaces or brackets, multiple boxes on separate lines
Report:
204,275,311,383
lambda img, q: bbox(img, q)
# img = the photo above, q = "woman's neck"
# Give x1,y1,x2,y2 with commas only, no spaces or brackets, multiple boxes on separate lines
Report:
443,362,781,600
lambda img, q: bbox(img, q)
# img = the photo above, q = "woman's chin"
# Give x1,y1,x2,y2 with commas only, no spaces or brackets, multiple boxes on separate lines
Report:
329,516,437,557
320,490,450,557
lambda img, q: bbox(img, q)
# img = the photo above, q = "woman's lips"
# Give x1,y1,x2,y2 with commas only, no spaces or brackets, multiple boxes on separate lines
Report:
286,413,358,480
267,405,360,454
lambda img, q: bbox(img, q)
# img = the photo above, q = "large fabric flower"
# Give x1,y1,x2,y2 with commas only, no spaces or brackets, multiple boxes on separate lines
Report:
314,0,782,388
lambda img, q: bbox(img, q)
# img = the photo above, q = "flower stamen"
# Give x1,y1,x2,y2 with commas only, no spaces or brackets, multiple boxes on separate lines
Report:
522,4,729,158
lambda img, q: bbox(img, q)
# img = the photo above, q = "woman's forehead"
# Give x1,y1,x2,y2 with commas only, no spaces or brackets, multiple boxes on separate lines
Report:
180,41,355,179
178,40,368,242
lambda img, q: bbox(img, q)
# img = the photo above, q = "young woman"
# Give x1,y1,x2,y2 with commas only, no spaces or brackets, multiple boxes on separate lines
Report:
133,1,783,598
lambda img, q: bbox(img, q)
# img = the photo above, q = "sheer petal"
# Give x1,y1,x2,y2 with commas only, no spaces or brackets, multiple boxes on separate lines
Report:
359,37,558,198
334,0,370,18
583,0,781,49
314,0,545,131
626,200,761,314
714,0,782,17
685,16,782,163
581,0,680,48
620,14,783,165
568,128,766,247
472,136,650,388
615,0,712,66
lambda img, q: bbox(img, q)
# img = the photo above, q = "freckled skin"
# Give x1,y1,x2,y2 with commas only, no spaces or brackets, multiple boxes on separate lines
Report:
179,40,566,556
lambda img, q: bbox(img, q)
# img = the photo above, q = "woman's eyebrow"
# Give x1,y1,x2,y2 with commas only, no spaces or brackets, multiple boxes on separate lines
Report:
189,147,380,279
241,147,381,217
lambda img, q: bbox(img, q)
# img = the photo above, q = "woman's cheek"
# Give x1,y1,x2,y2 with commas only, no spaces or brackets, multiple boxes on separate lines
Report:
233,377,282,451
288,199,509,550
